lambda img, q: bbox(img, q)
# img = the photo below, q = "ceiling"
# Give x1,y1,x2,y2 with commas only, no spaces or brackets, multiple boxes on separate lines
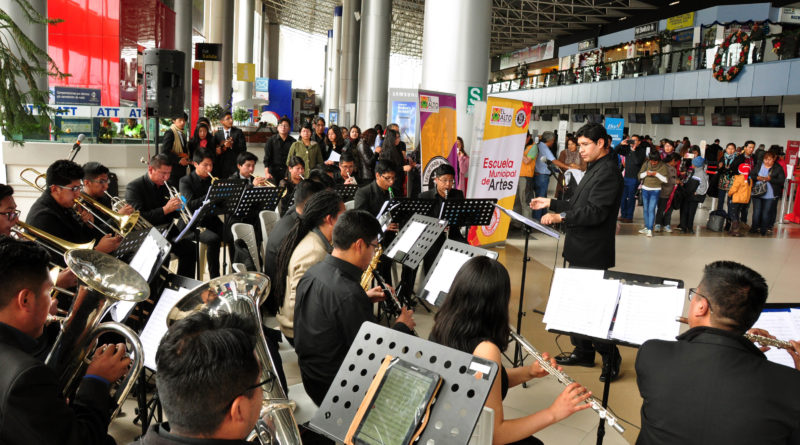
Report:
260,0,770,59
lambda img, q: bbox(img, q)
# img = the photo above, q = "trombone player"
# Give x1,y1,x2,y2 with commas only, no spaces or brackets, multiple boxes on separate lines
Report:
26,160,121,266
82,162,134,217
0,236,131,445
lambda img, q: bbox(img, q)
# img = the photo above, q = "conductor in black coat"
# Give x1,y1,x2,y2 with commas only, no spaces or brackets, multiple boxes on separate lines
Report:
213,112,247,180
531,123,623,379
636,261,800,445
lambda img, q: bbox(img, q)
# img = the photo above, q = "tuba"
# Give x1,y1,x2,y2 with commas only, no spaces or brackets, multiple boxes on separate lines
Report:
45,249,149,419
166,272,302,445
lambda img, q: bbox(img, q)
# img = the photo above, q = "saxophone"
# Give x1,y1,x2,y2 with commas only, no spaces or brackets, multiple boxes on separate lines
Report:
361,244,382,290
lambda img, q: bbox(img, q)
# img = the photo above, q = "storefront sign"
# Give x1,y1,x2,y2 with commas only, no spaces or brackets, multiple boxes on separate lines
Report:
499,40,556,70
578,38,597,51
195,43,222,61
635,21,659,38
780,7,800,24
672,29,693,43
666,12,695,31
787,140,800,165
54,86,101,105
25,105,143,119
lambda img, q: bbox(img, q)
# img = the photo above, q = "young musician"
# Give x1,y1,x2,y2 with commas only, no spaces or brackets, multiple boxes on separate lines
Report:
636,261,800,444
135,311,262,444
353,160,399,284
229,151,268,187
274,190,344,344
0,184,20,237
159,112,190,187
0,237,131,445
213,112,247,179
294,210,415,406
125,154,198,278
334,152,358,186
83,162,134,216
179,149,224,278
430,256,591,445
419,164,466,271
26,160,121,265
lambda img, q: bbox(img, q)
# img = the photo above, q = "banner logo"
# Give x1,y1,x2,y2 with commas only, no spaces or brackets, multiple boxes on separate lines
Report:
489,106,514,127
420,95,439,113
514,108,527,128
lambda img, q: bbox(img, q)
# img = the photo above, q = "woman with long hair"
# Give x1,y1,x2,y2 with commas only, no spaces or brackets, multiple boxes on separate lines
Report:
346,125,361,152
456,136,469,191
430,257,591,445
356,128,379,183
325,125,346,165
188,123,217,167
378,128,405,195
278,156,306,216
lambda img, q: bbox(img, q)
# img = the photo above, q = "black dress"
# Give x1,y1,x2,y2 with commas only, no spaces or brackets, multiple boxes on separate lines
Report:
500,367,544,445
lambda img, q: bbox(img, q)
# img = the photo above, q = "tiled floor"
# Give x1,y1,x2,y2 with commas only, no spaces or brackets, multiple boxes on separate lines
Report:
109,202,800,444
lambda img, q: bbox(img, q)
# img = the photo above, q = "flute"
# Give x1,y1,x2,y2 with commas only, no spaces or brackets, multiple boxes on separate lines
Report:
508,328,625,433
675,317,794,351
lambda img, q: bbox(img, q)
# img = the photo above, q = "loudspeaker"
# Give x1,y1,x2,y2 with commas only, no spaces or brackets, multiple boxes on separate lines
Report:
143,49,185,118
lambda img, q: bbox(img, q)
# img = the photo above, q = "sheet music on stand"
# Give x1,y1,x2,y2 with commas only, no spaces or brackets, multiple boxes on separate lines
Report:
543,268,686,347
335,184,359,202
494,204,560,239
419,240,498,306
205,178,247,216
384,214,446,268
752,304,800,369
439,198,497,227
174,201,215,242
232,186,283,217
379,198,437,229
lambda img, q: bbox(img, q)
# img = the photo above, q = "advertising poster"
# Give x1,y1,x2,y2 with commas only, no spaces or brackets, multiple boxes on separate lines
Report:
389,88,419,152
467,97,532,246
605,117,625,148
418,90,458,192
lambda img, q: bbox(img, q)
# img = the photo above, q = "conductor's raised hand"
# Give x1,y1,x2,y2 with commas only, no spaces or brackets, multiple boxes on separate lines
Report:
530,197,551,210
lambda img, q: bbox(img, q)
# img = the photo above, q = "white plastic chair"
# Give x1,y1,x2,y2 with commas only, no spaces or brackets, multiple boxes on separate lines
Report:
231,223,261,272
259,209,280,259
345,200,355,210
469,407,495,445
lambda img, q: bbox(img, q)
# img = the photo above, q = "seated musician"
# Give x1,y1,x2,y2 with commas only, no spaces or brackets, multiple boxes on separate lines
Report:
419,163,466,272
353,160,399,284
333,152,358,186
274,190,344,345
0,237,131,445
26,160,121,265
125,154,197,278
229,151,268,187
82,162,134,215
636,261,800,444
179,149,224,279
135,311,262,444
430,256,591,445
159,112,190,188
294,209,415,407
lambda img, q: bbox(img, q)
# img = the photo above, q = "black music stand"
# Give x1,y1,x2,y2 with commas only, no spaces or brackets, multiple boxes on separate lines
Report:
232,186,283,217
419,239,498,307
547,270,684,445
438,198,497,227
113,228,153,262
381,198,437,229
308,322,498,445
205,179,247,274
335,184,359,202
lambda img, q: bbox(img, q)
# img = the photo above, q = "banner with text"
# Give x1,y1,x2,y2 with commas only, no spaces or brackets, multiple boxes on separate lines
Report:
467,97,532,246
605,117,625,148
419,90,458,192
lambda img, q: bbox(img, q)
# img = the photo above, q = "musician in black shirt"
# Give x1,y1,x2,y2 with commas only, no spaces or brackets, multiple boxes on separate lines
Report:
179,149,224,278
419,164,466,272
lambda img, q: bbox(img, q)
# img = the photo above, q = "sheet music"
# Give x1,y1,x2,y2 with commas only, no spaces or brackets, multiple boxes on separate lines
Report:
423,249,473,305
610,284,685,345
752,310,800,369
387,221,426,258
544,268,620,339
327,150,341,163
128,233,165,282
494,204,560,239
139,287,191,371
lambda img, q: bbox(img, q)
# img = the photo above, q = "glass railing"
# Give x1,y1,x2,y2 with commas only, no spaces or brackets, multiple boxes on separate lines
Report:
489,37,783,94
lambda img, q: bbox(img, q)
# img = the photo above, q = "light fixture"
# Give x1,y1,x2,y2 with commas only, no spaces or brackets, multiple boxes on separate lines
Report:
669,0,680,5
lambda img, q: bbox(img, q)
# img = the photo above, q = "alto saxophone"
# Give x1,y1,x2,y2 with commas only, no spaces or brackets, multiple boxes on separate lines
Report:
361,244,382,290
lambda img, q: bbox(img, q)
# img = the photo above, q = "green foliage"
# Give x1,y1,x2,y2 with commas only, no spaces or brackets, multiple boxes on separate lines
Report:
204,104,223,127
0,0,69,145
233,107,250,124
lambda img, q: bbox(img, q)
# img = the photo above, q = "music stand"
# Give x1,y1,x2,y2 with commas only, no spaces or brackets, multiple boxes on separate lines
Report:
419,240,498,307
438,198,497,227
547,270,684,445
384,214,446,268
335,184,359,202
113,228,152,262
308,322,498,445
204,179,247,274
382,198,437,229
233,186,283,217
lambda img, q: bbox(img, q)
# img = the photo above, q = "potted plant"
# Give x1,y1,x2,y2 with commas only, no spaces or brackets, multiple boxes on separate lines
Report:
233,107,251,126
204,104,224,128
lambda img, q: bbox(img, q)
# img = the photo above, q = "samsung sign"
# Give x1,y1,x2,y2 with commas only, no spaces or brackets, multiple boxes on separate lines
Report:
635,22,659,38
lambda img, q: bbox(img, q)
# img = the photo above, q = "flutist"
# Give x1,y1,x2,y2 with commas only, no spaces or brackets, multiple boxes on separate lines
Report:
635,261,800,445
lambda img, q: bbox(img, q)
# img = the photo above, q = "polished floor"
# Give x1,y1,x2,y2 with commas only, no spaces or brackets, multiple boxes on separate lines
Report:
109,201,800,444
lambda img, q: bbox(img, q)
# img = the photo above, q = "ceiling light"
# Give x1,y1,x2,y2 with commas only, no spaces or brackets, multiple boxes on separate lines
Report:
619,16,628,21
669,1,680,5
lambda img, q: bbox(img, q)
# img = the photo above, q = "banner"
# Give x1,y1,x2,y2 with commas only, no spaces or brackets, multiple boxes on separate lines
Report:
419,90,457,192
389,88,418,152
467,97,532,246
605,118,625,148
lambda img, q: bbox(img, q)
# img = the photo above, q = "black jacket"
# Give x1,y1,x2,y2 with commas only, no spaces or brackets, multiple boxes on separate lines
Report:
354,180,392,217
178,171,213,213
419,188,467,243
0,322,114,445
636,326,800,445
213,126,247,179
125,174,178,226
263,133,296,182
750,161,787,198
132,423,248,445
550,152,623,269
159,128,188,186
615,142,647,180
26,192,97,265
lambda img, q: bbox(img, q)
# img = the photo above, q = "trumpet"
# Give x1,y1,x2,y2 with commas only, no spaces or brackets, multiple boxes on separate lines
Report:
167,184,192,224
104,191,153,231
509,328,625,433
675,317,794,351
259,177,288,198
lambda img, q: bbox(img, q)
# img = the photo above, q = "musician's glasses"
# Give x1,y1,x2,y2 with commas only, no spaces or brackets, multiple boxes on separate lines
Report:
56,184,83,192
223,372,275,411
688,288,714,313
0,210,21,221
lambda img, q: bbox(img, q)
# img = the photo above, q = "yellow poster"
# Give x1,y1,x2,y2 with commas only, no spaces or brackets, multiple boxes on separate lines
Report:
467,97,532,246
666,12,694,31
237,63,256,82
418,90,458,190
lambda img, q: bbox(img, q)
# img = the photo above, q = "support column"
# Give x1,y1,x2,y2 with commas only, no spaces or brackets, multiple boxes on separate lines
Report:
356,0,391,129
420,0,490,151
328,6,342,122
261,16,280,79
323,30,333,119
0,0,48,92
339,0,361,120
236,0,255,103
174,0,192,113
206,0,234,110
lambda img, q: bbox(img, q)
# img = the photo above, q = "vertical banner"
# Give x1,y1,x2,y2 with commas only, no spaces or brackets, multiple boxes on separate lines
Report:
605,117,625,148
419,90,458,192
467,97,532,246
389,88,419,152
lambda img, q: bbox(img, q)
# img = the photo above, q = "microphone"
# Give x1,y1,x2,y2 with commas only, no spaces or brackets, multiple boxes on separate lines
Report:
69,134,85,161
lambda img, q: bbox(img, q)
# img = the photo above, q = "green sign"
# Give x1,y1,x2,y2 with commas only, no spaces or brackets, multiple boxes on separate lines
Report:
466,86,483,115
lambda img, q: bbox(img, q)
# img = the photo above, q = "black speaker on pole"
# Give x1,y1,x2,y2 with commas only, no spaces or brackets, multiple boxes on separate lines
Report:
143,49,185,118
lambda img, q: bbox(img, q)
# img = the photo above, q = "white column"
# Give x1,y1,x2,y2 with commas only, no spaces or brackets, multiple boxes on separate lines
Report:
339,0,361,117
173,0,193,113
323,30,333,118
236,0,255,103
328,6,342,120
356,0,392,129
206,0,234,110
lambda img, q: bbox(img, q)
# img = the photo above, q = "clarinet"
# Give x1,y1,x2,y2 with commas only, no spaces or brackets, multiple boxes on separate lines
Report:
676,317,794,350
509,328,625,433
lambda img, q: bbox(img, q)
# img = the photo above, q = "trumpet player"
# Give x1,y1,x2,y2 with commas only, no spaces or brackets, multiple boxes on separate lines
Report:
635,261,800,445
126,154,197,278
179,149,224,278
82,162,134,216
230,151,268,187
430,256,592,445
26,160,121,265
0,237,131,445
